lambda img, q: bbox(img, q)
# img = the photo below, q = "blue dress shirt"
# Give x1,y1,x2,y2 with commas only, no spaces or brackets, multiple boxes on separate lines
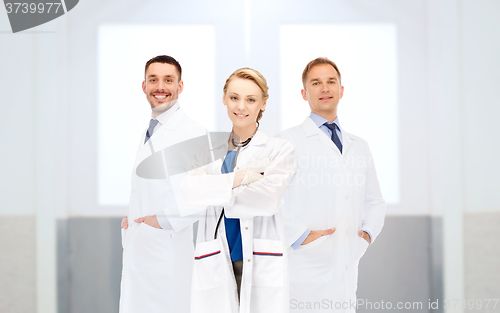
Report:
309,112,343,145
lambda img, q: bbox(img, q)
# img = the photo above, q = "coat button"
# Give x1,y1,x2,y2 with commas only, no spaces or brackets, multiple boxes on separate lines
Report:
245,227,248,230
248,259,251,262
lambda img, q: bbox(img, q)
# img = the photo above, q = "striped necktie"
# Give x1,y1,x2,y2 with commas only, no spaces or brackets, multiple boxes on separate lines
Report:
144,119,159,143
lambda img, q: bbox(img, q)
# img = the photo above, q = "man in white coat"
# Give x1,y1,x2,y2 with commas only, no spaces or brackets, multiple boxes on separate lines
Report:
277,57,386,312
119,55,206,313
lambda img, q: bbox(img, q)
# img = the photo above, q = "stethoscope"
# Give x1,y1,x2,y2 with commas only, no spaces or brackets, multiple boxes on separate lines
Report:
213,128,257,239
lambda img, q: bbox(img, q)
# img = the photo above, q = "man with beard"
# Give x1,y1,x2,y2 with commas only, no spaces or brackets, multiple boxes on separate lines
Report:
119,55,206,313
278,57,386,312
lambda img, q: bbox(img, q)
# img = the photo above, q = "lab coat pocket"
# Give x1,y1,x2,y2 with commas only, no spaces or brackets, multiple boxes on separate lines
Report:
130,223,172,275
252,239,284,287
351,236,369,264
299,234,327,250
121,228,127,249
246,157,271,174
289,235,334,283
193,239,223,290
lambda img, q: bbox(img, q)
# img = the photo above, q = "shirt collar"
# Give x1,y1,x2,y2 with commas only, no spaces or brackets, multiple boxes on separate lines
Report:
152,101,180,126
309,112,340,129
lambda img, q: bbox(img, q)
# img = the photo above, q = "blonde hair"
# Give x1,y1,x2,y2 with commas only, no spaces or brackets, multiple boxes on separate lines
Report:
223,68,269,123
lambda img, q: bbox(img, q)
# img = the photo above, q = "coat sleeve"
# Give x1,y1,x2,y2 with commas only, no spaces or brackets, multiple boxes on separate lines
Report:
274,131,310,246
224,141,296,219
158,124,208,231
180,170,237,214
360,144,386,243
177,146,237,216
281,175,311,247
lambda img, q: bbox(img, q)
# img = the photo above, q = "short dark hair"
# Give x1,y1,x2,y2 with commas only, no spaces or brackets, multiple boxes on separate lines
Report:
144,55,182,80
302,57,341,87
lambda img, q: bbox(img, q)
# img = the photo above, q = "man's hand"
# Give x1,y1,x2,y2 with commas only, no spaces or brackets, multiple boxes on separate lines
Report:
121,217,128,229
134,215,161,229
301,228,336,245
358,230,371,244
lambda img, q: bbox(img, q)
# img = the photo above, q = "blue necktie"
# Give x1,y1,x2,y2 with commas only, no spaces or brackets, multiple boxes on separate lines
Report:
324,122,343,153
144,119,159,143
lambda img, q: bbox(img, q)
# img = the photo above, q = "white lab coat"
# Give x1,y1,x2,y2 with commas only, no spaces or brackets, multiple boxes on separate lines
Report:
277,117,385,313
179,130,296,313
119,108,206,313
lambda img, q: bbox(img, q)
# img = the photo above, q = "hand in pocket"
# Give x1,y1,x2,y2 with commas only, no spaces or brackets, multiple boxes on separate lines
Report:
301,228,336,246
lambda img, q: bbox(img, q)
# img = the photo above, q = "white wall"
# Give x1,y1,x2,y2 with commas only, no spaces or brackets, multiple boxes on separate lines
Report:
0,12,69,313
460,1,500,310
461,0,500,213
0,13,36,216
427,1,465,310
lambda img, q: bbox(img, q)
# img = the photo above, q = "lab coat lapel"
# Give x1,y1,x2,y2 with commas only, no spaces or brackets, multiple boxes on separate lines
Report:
134,129,150,168
134,108,185,167
194,129,268,174
301,117,340,154
339,126,355,156
234,129,268,168
207,135,229,174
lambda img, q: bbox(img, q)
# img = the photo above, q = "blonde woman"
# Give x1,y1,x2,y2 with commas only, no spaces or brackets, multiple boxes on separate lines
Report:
180,68,295,313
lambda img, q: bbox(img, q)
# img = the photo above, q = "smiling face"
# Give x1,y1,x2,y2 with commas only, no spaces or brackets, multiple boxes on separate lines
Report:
223,77,267,132
142,62,183,114
301,63,344,122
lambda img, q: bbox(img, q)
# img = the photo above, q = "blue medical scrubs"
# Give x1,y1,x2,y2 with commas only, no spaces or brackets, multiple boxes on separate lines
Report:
221,150,243,262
